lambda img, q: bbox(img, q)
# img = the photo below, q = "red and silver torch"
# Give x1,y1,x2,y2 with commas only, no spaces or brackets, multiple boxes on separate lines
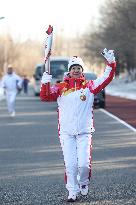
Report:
44,25,53,97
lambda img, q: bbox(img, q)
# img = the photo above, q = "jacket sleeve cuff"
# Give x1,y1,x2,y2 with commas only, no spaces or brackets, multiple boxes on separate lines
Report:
107,61,116,70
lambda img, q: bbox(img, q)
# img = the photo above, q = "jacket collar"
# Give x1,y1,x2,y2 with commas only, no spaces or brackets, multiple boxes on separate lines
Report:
64,73,85,88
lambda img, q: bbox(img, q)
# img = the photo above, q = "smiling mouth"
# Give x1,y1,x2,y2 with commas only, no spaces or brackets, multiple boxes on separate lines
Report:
73,73,80,75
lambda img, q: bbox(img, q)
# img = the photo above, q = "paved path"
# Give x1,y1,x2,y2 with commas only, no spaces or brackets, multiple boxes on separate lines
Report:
105,95,136,129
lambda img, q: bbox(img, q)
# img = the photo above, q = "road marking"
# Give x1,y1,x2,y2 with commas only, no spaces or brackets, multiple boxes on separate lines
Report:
100,109,136,133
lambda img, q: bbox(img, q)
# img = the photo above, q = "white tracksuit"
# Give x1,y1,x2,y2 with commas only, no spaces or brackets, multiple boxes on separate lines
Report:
40,63,116,194
1,73,22,114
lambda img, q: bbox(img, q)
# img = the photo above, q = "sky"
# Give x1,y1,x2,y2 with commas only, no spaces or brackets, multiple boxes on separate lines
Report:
0,0,105,41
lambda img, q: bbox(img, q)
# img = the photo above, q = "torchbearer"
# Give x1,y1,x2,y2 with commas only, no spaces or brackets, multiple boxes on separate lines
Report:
40,46,116,202
1,65,23,117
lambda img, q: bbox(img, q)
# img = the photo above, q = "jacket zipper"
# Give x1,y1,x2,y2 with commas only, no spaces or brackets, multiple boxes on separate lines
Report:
74,80,79,134
74,80,76,91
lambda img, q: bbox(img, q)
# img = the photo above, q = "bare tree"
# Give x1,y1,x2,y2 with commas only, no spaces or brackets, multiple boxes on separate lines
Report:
0,34,42,77
83,0,136,79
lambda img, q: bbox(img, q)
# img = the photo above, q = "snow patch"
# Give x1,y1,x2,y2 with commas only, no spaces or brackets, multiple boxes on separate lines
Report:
106,78,136,100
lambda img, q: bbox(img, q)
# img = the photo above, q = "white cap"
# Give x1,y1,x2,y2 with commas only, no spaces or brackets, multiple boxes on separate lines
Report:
68,56,84,71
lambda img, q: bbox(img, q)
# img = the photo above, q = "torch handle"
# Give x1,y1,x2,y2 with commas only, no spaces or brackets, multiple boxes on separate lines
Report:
46,58,50,98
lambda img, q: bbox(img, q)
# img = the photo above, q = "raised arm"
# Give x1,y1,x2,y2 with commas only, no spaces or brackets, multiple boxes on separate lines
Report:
40,72,60,101
88,49,116,95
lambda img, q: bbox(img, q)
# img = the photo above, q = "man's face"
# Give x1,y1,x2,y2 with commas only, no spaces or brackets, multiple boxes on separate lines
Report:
7,67,13,75
69,65,83,78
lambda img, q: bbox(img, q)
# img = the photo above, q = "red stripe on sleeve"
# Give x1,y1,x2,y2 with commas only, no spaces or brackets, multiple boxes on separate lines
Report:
92,62,116,95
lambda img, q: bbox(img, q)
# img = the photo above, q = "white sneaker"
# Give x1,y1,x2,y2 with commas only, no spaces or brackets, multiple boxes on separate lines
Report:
67,192,77,202
80,185,89,196
10,111,15,117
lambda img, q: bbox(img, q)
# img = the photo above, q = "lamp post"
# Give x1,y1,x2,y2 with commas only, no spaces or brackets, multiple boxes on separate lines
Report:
0,16,8,74
0,16,6,76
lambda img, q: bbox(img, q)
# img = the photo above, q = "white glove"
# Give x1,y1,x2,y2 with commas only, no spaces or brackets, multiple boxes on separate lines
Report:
41,72,52,84
101,48,115,64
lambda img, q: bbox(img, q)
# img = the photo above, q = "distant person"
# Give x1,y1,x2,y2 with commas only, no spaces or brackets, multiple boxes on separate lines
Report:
40,50,116,202
22,75,29,94
1,65,23,117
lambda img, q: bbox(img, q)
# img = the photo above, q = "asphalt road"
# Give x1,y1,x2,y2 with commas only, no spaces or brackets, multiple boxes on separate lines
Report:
0,93,136,205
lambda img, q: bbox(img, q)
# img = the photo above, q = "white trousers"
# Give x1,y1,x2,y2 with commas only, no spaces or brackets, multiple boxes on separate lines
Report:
6,91,17,113
60,133,92,194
